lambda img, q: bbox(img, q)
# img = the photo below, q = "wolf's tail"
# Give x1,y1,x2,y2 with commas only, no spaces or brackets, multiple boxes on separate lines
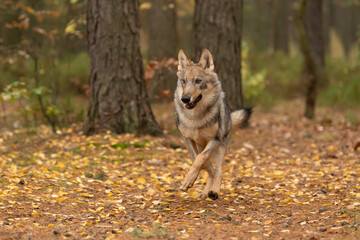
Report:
231,107,252,129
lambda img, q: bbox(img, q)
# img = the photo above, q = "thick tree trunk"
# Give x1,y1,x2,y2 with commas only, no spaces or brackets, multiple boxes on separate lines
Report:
84,0,163,136
147,0,178,60
297,0,324,119
194,0,243,109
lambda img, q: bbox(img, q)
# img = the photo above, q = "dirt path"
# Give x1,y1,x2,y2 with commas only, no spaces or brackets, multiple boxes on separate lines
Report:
0,101,359,239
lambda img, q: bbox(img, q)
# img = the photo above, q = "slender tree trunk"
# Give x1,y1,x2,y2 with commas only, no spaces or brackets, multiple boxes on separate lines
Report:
297,0,324,119
146,0,178,101
147,0,178,60
84,0,163,136
194,0,243,109
274,0,289,53
269,0,277,56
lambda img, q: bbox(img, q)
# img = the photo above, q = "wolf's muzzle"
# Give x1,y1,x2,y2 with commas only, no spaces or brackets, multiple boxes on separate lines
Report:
185,94,202,109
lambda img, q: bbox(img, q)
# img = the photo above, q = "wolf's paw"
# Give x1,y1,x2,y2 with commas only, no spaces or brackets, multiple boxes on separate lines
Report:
198,192,208,200
208,191,219,200
180,170,198,191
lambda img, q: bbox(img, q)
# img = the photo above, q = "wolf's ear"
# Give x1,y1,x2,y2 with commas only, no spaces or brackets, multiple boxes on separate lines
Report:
178,49,189,71
198,49,214,71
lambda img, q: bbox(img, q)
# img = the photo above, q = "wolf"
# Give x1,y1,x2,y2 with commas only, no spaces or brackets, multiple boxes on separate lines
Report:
174,49,252,200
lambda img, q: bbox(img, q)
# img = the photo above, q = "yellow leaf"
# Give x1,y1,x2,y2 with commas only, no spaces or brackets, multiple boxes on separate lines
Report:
56,161,65,168
137,178,146,184
147,188,156,195
32,203,39,208
328,145,335,152
264,231,272,236
274,170,284,176
56,197,67,202
140,2,152,10
80,193,94,198
26,6,35,14
32,211,40,217
96,207,104,212
83,222,92,226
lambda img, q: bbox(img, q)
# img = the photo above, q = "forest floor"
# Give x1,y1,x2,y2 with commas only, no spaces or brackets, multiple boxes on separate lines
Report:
0,100,360,240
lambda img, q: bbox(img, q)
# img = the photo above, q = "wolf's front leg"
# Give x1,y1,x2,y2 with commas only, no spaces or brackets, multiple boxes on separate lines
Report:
180,139,219,191
183,137,198,159
199,160,215,199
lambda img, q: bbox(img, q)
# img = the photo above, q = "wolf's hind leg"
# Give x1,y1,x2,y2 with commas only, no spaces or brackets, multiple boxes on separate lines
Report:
208,142,227,200
199,160,215,199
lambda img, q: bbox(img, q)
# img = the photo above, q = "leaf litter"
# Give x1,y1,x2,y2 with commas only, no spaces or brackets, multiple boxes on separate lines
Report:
0,103,360,239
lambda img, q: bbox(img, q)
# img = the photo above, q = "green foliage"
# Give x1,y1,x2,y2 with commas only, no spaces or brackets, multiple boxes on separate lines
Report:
1,81,28,102
318,58,360,109
242,42,267,101
247,50,360,111
0,0,87,130
250,51,304,98
1,81,61,128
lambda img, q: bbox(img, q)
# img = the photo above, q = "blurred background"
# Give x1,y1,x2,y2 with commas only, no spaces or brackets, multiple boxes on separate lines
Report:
0,0,359,131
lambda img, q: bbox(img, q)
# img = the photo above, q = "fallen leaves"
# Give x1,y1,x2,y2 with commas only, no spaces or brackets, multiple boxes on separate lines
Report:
0,108,359,239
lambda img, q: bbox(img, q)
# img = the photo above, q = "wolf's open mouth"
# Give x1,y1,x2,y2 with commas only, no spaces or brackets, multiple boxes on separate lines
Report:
185,94,202,109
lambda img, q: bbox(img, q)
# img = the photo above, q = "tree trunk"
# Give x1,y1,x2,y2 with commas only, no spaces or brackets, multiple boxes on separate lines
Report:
145,0,178,101
297,0,324,119
194,0,243,109
274,0,289,53
147,0,178,60
330,1,359,59
84,0,163,136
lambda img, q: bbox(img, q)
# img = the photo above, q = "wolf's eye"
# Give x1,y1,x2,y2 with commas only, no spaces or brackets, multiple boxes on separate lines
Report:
181,79,186,85
195,78,202,84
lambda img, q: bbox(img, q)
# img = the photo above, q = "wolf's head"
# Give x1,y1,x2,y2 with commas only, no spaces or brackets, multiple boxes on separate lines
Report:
176,49,220,110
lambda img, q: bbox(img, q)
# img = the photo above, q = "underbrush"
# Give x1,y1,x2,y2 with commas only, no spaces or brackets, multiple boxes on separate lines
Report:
1,50,359,131
247,51,360,117
0,52,89,130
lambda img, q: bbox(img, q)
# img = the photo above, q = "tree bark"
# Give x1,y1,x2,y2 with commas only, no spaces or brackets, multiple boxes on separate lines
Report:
297,0,324,119
147,0,178,60
84,0,163,136
194,0,243,109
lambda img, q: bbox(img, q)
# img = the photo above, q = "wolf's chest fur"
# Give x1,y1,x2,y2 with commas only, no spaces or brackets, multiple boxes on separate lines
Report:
178,122,218,147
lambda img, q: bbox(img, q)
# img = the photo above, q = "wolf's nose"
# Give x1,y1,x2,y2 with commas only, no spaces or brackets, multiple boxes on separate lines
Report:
181,95,191,103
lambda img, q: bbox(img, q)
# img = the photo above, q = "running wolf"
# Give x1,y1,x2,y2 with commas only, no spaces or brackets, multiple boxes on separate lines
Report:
174,49,251,200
